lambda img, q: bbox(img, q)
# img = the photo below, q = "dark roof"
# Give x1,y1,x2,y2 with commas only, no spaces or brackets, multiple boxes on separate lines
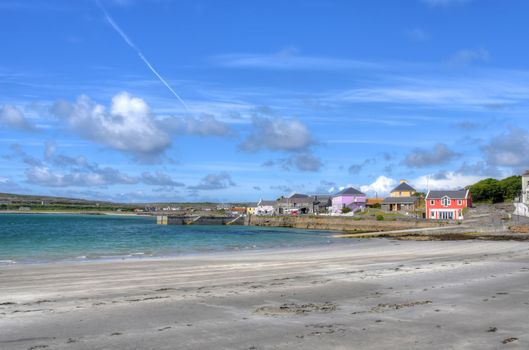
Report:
382,196,419,204
333,187,365,197
258,200,276,206
524,170,529,176
312,194,332,200
390,182,416,193
426,190,469,199
288,193,310,199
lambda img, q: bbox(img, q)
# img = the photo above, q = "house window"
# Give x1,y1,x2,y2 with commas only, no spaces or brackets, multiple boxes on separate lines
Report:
430,211,435,218
441,196,451,206
430,200,435,205
457,200,462,205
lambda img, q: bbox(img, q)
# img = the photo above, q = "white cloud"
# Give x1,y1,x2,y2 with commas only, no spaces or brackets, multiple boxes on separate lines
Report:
0,104,36,130
212,48,380,71
448,48,490,66
51,92,171,157
360,176,397,196
413,172,483,191
26,166,137,187
240,117,314,152
188,172,236,191
482,127,529,168
264,153,323,172
141,171,185,187
160,114,232,136
403,143,459,168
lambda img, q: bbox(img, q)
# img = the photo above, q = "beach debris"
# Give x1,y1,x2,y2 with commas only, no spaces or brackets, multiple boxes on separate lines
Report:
502,337,518,344
255,302,337,316
370,300,432,313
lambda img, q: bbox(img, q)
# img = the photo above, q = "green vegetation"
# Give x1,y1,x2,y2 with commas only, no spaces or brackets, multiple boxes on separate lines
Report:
341,207,352,214
467,176,521,203
376,214,384,221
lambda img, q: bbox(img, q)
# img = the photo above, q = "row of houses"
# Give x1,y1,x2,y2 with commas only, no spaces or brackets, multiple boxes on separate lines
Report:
248,179,472,221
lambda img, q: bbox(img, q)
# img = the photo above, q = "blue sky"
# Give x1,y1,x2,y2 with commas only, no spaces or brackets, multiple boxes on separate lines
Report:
1,0,529,203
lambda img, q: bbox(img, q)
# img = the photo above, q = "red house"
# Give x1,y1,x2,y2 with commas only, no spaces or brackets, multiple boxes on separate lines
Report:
425,189,472,220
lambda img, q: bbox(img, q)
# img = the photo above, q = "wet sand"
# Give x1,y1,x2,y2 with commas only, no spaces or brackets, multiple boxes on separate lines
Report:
1,239,529,349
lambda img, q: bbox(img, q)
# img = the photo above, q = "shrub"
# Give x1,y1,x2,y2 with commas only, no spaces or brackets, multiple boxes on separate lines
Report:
341,207,352,214
376,214,384,221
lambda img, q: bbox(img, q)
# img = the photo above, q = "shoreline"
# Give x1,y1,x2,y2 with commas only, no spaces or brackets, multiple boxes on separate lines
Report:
1,240,528,349
0,238,345,267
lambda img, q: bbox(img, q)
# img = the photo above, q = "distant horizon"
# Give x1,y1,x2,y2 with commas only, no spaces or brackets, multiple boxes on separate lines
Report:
1,0,529,202
0,172,519,205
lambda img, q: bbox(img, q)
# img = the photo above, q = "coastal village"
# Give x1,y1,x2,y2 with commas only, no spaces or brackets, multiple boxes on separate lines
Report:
247,176,518,221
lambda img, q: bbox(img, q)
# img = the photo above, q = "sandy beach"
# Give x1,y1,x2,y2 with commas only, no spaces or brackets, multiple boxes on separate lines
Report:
1,239,529,349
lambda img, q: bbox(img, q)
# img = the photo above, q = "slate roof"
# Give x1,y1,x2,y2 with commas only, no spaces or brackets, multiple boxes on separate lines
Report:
523,170,529,176
390,182,416,193
382,196,419,204
288,193,310,199
312,194,332,200
426,190,469,199
333,187,365,197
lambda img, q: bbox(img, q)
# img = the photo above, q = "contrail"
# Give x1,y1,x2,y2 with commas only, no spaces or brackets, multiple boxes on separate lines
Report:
96,1,189,111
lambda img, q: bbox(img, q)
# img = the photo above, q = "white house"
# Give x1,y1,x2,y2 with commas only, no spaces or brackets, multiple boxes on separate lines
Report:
523,170,529,205
255,199,275,216
515,170,529,218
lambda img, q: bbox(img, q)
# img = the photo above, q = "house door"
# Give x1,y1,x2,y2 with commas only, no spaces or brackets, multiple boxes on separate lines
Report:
439,211,453,220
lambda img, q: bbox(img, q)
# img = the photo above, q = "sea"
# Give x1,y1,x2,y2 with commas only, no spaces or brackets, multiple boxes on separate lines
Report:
0,214,338,265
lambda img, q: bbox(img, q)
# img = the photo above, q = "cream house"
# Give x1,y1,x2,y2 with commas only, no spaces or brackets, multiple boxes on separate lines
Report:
523,170,529,205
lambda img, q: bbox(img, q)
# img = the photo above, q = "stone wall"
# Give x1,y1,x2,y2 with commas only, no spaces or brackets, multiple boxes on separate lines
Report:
245,215,446,232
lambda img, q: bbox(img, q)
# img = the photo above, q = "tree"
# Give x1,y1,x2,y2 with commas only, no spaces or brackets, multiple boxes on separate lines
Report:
467,176,522,203
498,176,522,201
468,178,503,203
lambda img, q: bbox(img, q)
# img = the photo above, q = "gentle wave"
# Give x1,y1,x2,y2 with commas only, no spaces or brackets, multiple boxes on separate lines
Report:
0,260,16,264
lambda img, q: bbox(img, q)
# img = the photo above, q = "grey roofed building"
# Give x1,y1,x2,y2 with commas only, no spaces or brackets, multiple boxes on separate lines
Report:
382,197,418,204
312,194,332,214
381,196,420,212
312,194,332,201
276,193,314,214
274,193,333,215
426,190,469,199
333,187,365,197
390,182,416,193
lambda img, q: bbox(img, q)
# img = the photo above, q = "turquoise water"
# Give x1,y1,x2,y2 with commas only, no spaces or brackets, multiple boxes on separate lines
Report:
0,214,337,264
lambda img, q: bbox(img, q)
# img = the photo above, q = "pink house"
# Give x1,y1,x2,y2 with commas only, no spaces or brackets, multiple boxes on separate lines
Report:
331,187,367,214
